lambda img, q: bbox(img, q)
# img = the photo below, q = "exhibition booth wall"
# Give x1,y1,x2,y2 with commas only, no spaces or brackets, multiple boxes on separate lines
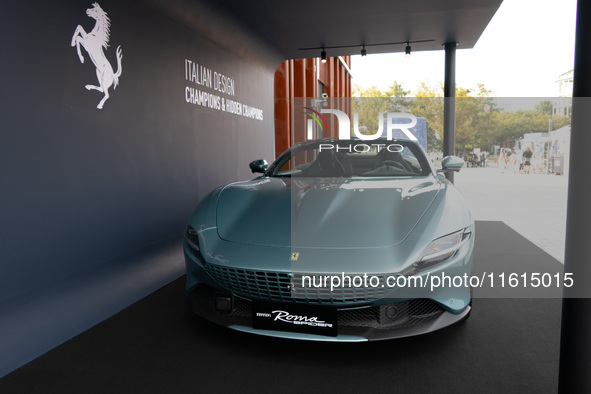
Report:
0,0,278,376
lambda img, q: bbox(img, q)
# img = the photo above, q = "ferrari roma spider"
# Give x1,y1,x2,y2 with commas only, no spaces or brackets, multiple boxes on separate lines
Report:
184,138,474,341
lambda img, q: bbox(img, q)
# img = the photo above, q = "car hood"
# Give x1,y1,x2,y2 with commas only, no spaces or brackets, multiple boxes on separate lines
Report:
216,177,441,248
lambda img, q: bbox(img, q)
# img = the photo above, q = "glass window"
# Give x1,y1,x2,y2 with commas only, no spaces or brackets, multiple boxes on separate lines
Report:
271,140,429,177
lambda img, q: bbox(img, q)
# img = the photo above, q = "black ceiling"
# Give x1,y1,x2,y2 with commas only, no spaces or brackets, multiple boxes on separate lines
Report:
209,0,504,59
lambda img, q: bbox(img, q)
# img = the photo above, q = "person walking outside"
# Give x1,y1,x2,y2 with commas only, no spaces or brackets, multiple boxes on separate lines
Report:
523,147,533,174
499,148,507,173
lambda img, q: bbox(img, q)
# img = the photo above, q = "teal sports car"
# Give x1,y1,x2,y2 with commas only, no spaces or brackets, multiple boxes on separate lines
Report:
184,138,473,341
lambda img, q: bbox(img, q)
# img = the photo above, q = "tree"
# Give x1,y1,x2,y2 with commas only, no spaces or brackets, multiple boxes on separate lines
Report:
351,82,570,154
384,81,411,111
455,86,498,154
535,100,554,116
407,83,444,152
352,84,401,137
406,82,498,153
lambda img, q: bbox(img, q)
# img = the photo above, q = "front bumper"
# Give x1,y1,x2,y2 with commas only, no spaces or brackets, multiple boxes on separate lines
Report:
187,283,471,341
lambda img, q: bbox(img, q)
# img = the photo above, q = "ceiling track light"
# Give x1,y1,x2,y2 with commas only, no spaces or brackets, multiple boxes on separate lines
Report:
405,43,411,57
298,40,435,53
361,45,367,57
321,48,327,63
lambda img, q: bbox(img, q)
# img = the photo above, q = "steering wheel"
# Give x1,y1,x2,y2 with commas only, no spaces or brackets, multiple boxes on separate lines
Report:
380,160,406,170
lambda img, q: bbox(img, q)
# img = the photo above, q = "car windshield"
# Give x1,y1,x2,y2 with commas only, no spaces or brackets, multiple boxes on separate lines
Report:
270,140,431,177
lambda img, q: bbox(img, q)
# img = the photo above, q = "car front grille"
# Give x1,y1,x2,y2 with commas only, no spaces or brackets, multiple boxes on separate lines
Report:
203,264,388,305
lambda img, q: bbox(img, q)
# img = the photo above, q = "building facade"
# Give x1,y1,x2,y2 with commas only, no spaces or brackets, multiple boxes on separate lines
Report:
274,56,352,157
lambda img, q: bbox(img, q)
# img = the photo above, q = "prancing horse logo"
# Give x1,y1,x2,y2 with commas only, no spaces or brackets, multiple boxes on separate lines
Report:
71,3,123,109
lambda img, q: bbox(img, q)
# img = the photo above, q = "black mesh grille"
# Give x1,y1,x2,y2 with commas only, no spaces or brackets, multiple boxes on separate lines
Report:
337,306,381,328
203,264,387,305
233,296,252,317
338,299,444,329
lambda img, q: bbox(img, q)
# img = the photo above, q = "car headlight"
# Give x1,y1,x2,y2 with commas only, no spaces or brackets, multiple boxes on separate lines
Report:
402,226,472,276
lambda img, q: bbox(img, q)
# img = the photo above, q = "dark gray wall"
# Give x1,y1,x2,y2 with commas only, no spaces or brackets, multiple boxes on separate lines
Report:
0,0,278,376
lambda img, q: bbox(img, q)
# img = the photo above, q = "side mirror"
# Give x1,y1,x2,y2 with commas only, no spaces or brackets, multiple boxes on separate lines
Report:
438,156,464,172
249,159,268,174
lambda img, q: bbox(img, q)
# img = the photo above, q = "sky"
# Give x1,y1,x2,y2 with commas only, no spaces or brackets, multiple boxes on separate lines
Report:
350,0,577,98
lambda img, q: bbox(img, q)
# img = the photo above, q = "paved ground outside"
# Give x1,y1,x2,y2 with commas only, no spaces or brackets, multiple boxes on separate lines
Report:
454,164,568,263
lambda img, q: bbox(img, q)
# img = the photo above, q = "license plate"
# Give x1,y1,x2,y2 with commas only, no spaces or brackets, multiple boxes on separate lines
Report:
252,301,338,337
